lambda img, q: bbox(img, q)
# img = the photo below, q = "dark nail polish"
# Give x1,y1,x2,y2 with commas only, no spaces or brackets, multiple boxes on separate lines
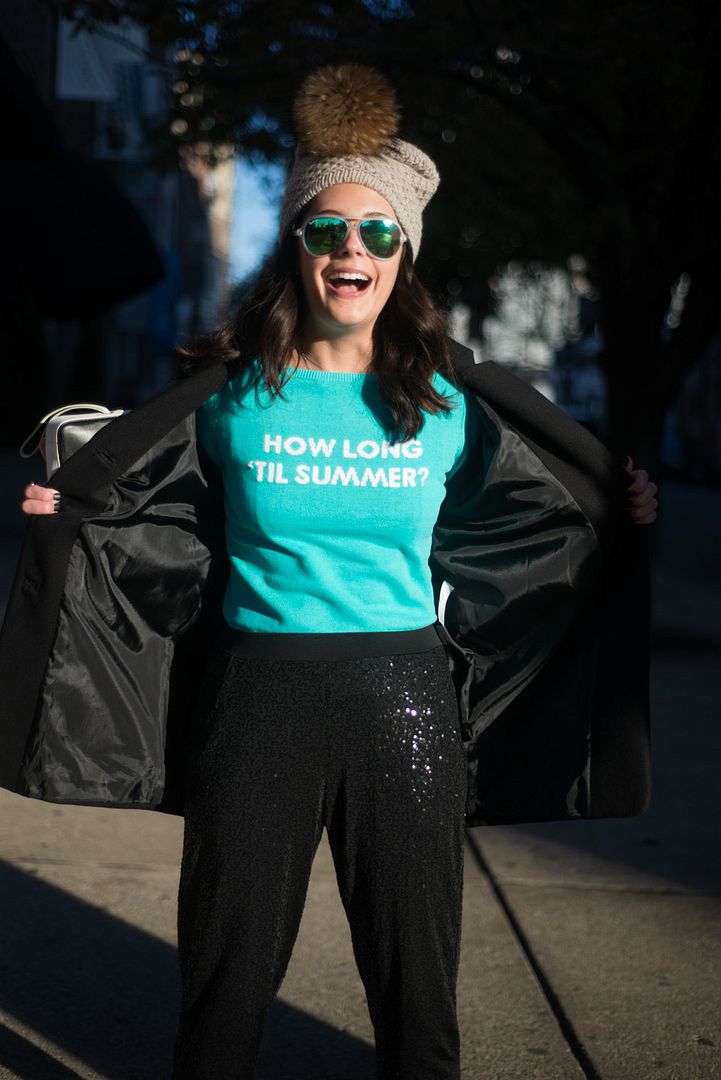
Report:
53,501,62,513
52,493,61,502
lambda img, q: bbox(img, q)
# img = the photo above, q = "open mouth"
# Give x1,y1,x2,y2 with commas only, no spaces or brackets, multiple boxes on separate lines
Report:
325,271,372,297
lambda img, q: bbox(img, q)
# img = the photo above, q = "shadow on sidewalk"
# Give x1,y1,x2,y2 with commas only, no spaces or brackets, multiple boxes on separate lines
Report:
0,860,375,1080
471,482,721,897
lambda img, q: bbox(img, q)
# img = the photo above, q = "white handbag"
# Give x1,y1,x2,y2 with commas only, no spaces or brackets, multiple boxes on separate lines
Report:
19,403,126,479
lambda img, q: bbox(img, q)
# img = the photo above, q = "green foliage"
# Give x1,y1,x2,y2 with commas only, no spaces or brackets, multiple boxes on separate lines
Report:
60,0,721,452
58,1,719,290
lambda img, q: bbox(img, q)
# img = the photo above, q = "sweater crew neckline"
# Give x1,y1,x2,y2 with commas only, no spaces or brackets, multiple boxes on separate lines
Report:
285,365,377,382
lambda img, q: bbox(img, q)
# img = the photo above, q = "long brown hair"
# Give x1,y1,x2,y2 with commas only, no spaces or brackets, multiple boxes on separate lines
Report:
178,231,455,441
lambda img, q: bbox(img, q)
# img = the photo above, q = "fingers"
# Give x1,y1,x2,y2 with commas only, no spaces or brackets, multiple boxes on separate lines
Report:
627,467,649,494
21,483,60,516
629,479,658,505
630,504,658,523
628,480,658,524
623,461,658,524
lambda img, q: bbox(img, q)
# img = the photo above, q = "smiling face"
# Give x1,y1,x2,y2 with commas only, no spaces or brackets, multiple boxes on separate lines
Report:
295,183,404,343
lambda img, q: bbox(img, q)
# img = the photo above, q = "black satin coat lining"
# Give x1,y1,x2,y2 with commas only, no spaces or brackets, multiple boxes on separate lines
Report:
22,419,213,805
430,410,602,820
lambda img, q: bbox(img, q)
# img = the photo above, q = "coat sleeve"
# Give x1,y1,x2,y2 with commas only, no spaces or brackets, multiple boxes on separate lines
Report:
0,413,224,809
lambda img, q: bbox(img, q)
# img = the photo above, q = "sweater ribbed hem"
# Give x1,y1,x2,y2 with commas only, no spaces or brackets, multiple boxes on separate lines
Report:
217,622,444,660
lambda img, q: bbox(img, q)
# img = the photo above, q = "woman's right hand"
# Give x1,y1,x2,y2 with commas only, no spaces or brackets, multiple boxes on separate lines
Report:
21,483,60,515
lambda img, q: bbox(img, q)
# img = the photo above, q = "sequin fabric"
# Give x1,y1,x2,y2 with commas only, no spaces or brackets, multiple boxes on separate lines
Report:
173,644,466,1080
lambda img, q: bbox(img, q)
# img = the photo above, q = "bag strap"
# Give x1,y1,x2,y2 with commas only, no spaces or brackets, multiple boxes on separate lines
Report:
19,403,115,459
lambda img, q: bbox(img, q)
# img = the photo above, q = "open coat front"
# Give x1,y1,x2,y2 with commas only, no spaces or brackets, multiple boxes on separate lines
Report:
0,343,651,825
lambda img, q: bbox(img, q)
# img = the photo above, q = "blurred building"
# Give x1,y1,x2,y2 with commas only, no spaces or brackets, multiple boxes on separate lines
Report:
553,334,607,442
662,338,721,485
473,264,606,417
0,1,234,444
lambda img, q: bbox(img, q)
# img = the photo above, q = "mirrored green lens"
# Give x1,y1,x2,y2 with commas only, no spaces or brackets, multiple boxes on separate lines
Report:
359,218,402,259
303,217,348,255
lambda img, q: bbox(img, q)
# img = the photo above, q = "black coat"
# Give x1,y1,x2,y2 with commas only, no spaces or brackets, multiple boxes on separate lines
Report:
0,342,651,825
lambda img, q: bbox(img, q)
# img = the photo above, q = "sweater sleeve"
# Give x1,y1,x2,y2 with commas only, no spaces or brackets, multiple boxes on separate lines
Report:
445,391,487,484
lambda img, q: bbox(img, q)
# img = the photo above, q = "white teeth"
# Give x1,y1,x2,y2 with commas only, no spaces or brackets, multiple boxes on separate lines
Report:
331,272,370,282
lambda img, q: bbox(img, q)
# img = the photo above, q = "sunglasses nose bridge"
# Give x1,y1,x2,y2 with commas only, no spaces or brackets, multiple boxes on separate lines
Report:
333,219,364,254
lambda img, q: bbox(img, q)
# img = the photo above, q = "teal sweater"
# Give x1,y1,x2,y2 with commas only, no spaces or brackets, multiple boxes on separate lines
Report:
197,361,483,633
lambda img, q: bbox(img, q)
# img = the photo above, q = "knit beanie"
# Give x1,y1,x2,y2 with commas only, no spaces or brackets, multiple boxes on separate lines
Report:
280,64,439,260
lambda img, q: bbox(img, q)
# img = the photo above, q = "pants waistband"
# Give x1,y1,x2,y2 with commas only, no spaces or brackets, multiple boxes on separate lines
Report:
218,622,444,661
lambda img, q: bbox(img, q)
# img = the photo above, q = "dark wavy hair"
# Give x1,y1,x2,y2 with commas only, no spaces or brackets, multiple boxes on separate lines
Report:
177,231,455,440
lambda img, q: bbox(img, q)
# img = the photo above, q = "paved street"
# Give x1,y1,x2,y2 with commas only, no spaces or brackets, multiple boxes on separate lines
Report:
0,453,719,1080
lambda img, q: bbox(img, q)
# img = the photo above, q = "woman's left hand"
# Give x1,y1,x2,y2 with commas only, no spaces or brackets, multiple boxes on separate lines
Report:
625,458,658,524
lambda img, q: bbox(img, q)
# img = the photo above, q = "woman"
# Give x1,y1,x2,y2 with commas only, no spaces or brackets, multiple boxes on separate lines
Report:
11,64,656,1080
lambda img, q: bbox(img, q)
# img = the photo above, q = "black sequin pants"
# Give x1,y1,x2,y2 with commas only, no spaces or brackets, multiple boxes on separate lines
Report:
173,638,466,1080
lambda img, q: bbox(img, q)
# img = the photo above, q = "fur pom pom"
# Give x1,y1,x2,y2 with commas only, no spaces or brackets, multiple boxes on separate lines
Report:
294,64,400,156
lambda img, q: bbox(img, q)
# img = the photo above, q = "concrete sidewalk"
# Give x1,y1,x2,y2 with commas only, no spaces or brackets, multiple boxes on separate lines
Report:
0,454,719,1079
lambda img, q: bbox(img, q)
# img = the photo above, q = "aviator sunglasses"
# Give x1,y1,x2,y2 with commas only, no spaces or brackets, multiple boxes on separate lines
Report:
293,215,407,260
